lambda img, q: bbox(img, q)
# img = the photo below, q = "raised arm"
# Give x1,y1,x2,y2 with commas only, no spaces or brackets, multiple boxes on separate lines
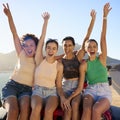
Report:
100,3,112,65
35,12,50,66
77,9,96,62
3,3,22,55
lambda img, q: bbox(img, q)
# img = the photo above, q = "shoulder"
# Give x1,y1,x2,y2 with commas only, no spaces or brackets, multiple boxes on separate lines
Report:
79,60,87,71
57,61,63,67
76,49,86,62
57,58,62,63
98,55,106,67
81,60,87,67
18,50,25,58
57,61,63,70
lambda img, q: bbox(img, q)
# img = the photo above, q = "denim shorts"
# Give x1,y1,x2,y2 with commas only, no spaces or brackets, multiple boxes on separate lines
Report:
1,80,32,101
84,83,112,103
62,79,79,96
32,85,57,99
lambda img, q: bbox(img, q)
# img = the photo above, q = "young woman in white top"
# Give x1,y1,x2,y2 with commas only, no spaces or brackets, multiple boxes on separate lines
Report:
1,3,49,120
30,14,63,120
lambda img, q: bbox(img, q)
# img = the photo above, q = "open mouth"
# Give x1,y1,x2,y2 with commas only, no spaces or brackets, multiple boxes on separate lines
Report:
48,53,54,56
90,52,95,55
27,50,32,54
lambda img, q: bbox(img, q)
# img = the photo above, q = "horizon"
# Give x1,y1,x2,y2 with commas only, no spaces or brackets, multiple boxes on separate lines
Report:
1,45,120,62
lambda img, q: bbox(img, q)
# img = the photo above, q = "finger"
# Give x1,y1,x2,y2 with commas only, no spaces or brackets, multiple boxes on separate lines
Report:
3,4,6,8
64,104,69,110
7,3,9,9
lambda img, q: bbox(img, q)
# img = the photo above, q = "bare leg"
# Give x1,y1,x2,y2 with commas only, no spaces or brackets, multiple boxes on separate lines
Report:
19,96,31,120
81,95,94,120
71,95,81,120
4,97,19,120
44,96,58,120
92,98,110,120
30,95,43,120
63,108,72,120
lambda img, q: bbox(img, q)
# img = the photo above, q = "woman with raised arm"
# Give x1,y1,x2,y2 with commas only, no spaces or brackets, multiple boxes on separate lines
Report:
30,14,63,120
80,3,112,120
1,3,49,120
56,9,96,120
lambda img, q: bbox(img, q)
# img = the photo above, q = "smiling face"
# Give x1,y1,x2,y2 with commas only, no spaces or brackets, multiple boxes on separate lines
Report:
22,39,37,57
85,40,98,57
62,40,75,54
45,42,58,57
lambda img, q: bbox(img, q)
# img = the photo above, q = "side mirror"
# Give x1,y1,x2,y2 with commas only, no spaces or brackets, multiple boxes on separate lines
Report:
108,77,112,86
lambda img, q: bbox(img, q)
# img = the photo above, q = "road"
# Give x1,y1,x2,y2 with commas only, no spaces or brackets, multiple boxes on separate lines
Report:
109,71,120,95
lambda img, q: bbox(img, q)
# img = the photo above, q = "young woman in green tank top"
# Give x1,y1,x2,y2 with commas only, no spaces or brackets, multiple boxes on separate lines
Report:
80,3,112,120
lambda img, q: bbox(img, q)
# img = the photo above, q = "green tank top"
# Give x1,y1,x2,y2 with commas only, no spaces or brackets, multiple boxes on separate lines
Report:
86,57,108,85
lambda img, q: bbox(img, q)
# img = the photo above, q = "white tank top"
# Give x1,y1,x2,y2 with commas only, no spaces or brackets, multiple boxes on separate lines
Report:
10,50,35,86
34,59,58,88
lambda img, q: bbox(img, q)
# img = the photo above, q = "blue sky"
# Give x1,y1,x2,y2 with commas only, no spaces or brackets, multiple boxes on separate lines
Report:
0,0,120,60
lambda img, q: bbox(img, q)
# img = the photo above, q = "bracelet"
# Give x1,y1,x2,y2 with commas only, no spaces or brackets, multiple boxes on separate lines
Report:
103,17,107,20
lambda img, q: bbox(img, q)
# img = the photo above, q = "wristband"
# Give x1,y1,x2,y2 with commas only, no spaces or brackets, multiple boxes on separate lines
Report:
103,17,107,20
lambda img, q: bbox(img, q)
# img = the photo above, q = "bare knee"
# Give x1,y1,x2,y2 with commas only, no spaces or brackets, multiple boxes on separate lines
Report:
31,96,43,113
44,107,53,116
72,100,80,107
72,95,81,108
33,103,42,114
44,104,57,116
82,95,93,113
21,100,30,110
4,100,19,115
92,106,102,120
44,96,58,116
10,105,19,114
6,104,19,120
64,107,72,115
92,106,100,115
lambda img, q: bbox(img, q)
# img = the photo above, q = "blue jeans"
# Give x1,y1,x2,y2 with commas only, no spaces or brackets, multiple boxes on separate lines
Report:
62,79,79,96
1,80,32,101
32,85,57,99
84,83,112,103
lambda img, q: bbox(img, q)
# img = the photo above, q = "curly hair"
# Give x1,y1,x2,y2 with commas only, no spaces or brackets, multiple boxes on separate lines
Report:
21,33,39,46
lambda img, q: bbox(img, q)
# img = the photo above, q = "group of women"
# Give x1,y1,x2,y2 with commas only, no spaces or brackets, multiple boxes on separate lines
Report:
1,2,112,120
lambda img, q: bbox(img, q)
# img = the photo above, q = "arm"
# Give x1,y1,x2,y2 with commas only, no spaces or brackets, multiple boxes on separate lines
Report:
77,10,96,62
3,3,22,55
55,51,77,61
99,3,112,66
56,62,67,110
55,53,64,61
35,12,50,66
